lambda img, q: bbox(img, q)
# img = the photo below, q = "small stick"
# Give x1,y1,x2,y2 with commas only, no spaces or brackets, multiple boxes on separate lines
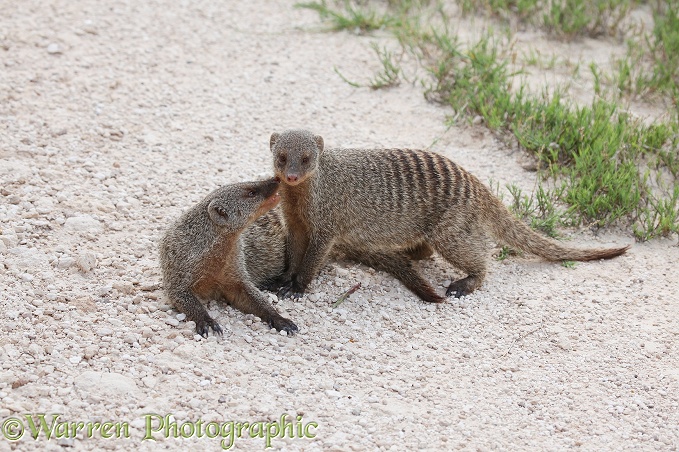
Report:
332,282,361,308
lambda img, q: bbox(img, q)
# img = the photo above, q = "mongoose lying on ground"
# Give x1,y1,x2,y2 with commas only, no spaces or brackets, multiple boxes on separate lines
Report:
269,129,630,299
159,179,298,337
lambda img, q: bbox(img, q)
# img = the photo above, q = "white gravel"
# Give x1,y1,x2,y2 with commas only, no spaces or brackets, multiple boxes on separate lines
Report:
1,0,678,451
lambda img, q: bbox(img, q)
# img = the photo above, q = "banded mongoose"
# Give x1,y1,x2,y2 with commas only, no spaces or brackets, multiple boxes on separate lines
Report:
159,179,298,337
269,129,630,299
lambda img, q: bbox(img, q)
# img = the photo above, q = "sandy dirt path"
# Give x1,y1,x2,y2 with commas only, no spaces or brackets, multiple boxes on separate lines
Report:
1,1,678,450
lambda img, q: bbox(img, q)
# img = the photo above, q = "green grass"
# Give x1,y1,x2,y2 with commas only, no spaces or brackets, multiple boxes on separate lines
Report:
505,183,563,237
495,245,519,260
612,3,679,118
332,42,402,89
457,0,636,39
368,43,402,89
299,0,679,240
296,1,392,33
646,3,679,100
523,49,558,70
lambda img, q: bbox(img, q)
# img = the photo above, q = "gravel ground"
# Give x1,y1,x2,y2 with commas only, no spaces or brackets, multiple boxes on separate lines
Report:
1,1,678,451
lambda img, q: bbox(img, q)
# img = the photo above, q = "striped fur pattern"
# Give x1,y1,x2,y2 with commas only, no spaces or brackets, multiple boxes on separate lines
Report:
270,129,630,299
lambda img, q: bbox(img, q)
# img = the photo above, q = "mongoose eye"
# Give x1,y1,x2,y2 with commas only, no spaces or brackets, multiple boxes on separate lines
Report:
246,189,256,198
277,155,287,165
302,156,310,164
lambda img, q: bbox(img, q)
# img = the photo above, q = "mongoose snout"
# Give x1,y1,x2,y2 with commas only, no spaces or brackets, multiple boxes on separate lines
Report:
271,130,322,187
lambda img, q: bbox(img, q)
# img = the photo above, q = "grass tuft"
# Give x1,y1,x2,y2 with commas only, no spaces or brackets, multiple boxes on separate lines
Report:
457,0,636,39
368,43,402,89
296,1,392,33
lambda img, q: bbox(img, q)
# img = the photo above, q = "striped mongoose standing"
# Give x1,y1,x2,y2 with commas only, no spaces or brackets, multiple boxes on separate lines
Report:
269,129,630,299
159,178,298,337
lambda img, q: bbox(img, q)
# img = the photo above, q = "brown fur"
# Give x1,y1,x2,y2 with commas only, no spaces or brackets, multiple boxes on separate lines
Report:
159,179,298,337
270,129,630,299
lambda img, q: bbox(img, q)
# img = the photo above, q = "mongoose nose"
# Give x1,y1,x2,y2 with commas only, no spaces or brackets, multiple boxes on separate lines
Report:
286,174,299,183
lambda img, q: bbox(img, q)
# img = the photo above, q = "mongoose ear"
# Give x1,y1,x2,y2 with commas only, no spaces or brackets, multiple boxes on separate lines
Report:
270,132,280,151
315,135,324,153
207,201,230,226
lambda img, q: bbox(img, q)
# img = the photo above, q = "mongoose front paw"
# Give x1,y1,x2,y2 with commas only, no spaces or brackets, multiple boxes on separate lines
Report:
276,280,293,297
277,281,305,299
260,275,291,292
269,316,299,335
195,318,223,338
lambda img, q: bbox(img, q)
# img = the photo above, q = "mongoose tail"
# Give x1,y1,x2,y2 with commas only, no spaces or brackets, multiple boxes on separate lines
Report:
485,196,631,262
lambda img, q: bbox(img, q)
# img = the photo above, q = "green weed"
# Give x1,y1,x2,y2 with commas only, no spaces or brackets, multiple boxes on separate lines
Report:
496,245,520,260
369,43,402,89
506,184,563,237
332,43,402,89
457,0,636,39
295,0,392,33
612,3,679,116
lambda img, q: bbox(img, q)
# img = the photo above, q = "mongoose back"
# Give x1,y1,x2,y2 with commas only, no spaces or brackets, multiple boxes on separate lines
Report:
159,179,298,337
269,129,630,299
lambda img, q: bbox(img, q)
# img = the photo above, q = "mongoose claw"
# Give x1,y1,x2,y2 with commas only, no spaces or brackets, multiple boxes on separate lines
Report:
276,280,294,298
277,281,305,299
261,274,293,292
196,319,223,338
211,322,224,336
269,316,299,335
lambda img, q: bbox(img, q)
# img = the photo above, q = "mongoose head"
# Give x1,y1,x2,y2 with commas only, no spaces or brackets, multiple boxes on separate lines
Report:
270,129,324,186
207,178,281,233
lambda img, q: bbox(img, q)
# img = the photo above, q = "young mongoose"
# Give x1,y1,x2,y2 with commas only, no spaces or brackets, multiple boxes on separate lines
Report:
269,129,630,299
159,179,298,337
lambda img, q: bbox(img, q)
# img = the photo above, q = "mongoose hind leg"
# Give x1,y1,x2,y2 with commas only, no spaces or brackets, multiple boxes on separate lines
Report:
445,275,484,298
431,233,488,298
171,290,223,338
405,242,434,261
343,249,444,303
